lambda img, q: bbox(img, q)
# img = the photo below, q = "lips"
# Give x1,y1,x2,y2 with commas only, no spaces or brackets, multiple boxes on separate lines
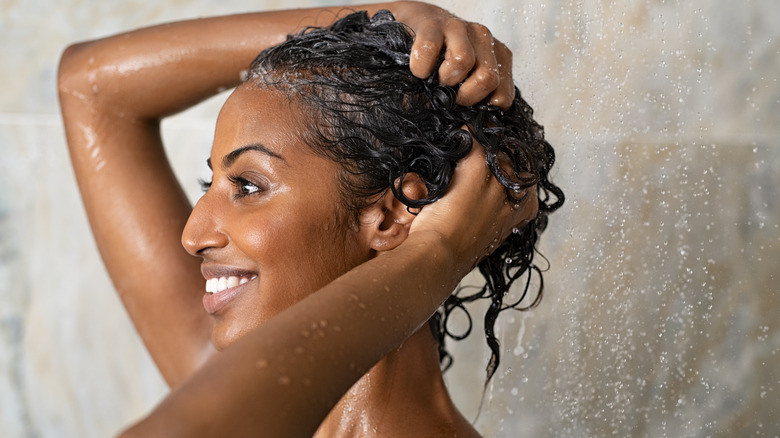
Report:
201,268,258,314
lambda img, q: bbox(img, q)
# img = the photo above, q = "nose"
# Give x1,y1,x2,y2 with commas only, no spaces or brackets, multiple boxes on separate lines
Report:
182,191,229,256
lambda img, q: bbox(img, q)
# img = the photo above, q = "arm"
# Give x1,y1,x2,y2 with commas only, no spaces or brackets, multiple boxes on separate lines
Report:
120,144,536,438
57,2,514,388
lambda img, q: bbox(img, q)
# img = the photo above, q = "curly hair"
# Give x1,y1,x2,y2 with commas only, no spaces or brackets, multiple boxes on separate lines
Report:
246,10,564,383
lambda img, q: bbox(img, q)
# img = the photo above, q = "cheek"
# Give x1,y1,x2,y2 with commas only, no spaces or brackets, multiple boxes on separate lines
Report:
238,210,318,264
237,205,357,289
211,207,365,349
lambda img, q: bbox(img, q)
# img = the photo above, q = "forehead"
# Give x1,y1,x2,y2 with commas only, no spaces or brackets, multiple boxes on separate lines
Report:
212,85,308,161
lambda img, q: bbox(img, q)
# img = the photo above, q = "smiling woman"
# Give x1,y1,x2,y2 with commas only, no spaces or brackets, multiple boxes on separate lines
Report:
185,87,370,348
57,2,561,436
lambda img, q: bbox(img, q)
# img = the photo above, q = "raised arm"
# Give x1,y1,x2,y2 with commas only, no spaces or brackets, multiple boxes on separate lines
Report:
120,143,537,437
57,2,513,388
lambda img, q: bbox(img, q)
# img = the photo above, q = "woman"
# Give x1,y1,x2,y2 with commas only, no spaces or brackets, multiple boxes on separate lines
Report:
58,2,561,436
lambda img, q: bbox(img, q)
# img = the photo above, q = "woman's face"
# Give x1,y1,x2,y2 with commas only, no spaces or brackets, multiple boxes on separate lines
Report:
182,85,373,350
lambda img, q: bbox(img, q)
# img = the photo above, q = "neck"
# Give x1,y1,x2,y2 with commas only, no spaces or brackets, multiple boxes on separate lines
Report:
314,327,472,437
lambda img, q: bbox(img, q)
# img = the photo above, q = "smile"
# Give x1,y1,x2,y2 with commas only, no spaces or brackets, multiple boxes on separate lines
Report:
205,275,257,294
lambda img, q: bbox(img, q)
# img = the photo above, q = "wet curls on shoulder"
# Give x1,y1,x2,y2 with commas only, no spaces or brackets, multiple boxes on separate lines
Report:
246,9,564,383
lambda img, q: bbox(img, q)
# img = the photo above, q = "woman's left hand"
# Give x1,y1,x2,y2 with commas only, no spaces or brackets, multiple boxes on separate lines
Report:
409,141,538,273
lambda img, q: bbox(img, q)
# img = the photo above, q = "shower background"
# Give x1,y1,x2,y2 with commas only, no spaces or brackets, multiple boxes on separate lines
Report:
1,0,777,436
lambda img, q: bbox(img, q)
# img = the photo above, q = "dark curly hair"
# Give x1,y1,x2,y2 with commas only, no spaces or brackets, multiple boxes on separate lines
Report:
246,10,564,383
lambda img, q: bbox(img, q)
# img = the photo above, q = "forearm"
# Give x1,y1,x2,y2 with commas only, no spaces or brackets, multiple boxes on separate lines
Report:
58,4,399,120
57,0,511,121
121,231,462,437
119,128,531,436
57,3,403,386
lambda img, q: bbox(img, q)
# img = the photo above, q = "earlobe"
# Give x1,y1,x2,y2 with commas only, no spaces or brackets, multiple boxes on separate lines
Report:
361,173,427,252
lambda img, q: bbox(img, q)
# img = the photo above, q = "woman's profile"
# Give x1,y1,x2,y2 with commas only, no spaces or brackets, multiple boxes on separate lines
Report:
58,2,562,436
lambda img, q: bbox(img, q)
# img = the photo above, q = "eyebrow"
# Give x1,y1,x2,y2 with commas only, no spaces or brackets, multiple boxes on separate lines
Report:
206,144,286,170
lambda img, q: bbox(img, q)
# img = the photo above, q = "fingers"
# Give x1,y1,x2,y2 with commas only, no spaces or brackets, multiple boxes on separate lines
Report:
454,144,538,265
487,41,516,110
398,2,515,110
409,136,538,270
409,25,445,79
451,23,498,107
437,21,477,87
414,22,515,110
506,186,539,236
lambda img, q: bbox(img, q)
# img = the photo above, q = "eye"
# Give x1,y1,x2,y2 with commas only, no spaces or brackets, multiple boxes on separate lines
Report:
228,175,262,199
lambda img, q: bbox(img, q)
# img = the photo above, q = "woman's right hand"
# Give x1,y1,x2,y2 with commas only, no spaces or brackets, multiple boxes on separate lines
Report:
389,1,515,109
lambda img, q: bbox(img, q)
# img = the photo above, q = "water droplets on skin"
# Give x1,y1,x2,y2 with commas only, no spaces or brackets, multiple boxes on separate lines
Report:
77,123,107,172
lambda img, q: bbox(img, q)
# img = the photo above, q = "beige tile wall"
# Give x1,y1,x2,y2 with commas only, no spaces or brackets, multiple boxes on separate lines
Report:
1,0,777,436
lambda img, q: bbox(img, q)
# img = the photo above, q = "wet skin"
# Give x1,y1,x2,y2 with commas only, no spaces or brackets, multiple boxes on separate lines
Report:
182,85,375,349
178,84,484,437
58,4,524,434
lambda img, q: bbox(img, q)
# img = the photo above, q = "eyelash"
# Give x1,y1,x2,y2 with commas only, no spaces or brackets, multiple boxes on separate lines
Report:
198,178,212,192
228,175,262,199
197,176,262,199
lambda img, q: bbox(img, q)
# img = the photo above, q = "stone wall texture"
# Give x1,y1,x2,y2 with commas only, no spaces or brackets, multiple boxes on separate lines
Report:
1,0,777,436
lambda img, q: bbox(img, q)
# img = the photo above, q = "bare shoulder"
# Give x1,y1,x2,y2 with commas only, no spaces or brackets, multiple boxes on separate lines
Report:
392,410,482,438
447,411,483,438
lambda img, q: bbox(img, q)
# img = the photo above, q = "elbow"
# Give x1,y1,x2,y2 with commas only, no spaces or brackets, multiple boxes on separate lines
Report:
116,426,140,438
57,42,101,107
116,416,164,438
57,42,110,155
57,43,88,100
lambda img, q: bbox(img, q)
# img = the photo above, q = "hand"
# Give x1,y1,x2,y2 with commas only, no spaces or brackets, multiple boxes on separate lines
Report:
409,140,538,273
391,1,515,109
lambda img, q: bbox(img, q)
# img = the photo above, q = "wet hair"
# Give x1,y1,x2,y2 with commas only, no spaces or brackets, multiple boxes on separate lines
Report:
247,10,564,383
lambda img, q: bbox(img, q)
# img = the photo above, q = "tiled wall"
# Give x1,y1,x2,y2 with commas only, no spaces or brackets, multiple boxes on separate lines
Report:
1,0,777,436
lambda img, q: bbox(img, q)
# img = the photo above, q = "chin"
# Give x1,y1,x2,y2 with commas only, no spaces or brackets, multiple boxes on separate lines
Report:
210,322,252,351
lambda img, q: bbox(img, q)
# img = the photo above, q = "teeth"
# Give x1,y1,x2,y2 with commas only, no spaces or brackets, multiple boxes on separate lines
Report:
205,275,256,294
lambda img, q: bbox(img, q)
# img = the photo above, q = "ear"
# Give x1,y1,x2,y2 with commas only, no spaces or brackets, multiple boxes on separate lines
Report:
358,173,428,252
